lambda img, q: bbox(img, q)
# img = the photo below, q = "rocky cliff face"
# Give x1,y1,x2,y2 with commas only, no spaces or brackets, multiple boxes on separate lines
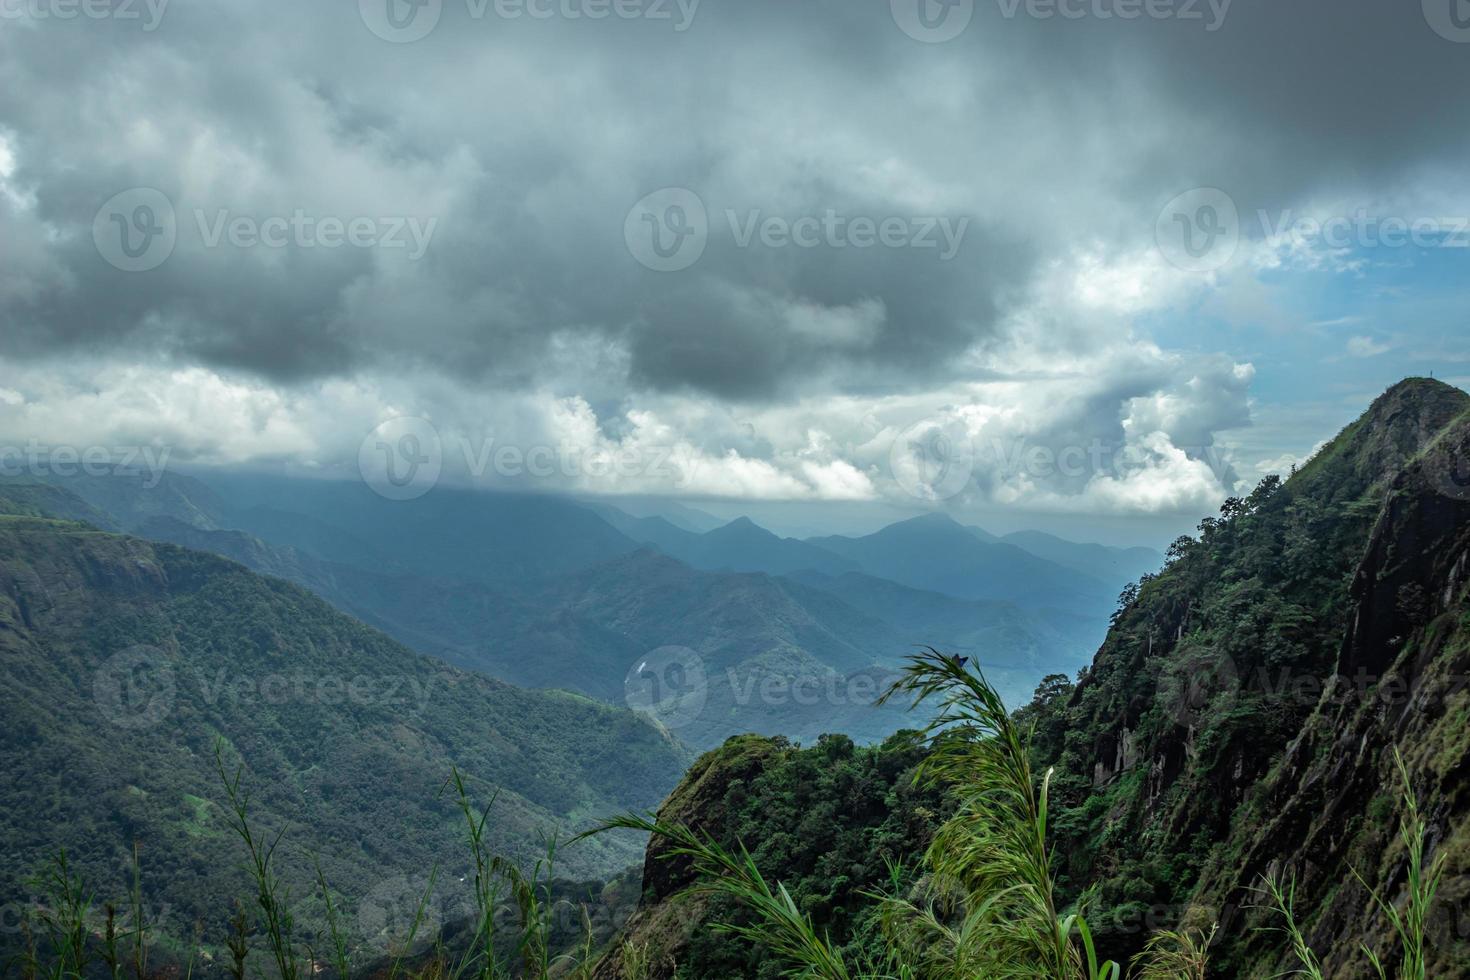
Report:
1190,411,1470,976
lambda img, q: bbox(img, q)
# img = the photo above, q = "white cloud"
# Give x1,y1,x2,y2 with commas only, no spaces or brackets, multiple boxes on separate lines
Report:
0,342,1256,516
1347,335,1391,357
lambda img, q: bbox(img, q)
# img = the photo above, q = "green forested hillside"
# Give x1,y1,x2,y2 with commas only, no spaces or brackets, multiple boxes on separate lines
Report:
0,504,689,959
591,732,948,980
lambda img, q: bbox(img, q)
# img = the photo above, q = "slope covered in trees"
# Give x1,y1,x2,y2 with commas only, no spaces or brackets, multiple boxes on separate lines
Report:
0,498,689,958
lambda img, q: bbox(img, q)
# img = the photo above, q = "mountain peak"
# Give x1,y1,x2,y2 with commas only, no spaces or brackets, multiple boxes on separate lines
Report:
893,512,965,531
1379,375,1466,400
1366,377,1468,423
1301,377,1470,488
713,516,771,537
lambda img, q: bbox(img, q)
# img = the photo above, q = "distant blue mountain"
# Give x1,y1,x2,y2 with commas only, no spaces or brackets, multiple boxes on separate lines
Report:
808,513,1114,612
999,529,1162,589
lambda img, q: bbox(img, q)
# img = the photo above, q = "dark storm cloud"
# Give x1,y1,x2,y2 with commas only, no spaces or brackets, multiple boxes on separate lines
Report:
0,0,1465,399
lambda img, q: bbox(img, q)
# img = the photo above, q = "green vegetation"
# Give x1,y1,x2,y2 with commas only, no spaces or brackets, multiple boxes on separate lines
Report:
1013,379,1470,967
9,744,622,980
594,654,1457,979
590,731,948,978
0,511,688,960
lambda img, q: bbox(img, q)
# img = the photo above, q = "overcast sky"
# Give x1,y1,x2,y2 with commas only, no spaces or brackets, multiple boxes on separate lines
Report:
1,0,1466,544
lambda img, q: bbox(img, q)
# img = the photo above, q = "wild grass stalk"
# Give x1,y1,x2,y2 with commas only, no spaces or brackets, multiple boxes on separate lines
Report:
213,739,302,980
385,870,439,980
1353,750,1446,980
314,856,353,980
876,650,1121,979
1255,872,1325,979
586,814,855,980
1127,927,1214,980
18,851,94,980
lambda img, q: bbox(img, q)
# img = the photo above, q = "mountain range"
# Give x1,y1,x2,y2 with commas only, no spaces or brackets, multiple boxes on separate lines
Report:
17,466,1152,747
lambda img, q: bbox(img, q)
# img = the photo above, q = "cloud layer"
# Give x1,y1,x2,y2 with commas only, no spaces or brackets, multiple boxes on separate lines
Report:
1,0,1465,516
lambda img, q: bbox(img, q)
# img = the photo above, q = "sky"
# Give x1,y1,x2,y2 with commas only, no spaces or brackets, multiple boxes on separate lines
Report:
0,0,1466,547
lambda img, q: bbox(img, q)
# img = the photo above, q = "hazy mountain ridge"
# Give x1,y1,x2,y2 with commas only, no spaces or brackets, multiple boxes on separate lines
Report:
48,469,1139,749
808,513,1118,611
998,528,1163,587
